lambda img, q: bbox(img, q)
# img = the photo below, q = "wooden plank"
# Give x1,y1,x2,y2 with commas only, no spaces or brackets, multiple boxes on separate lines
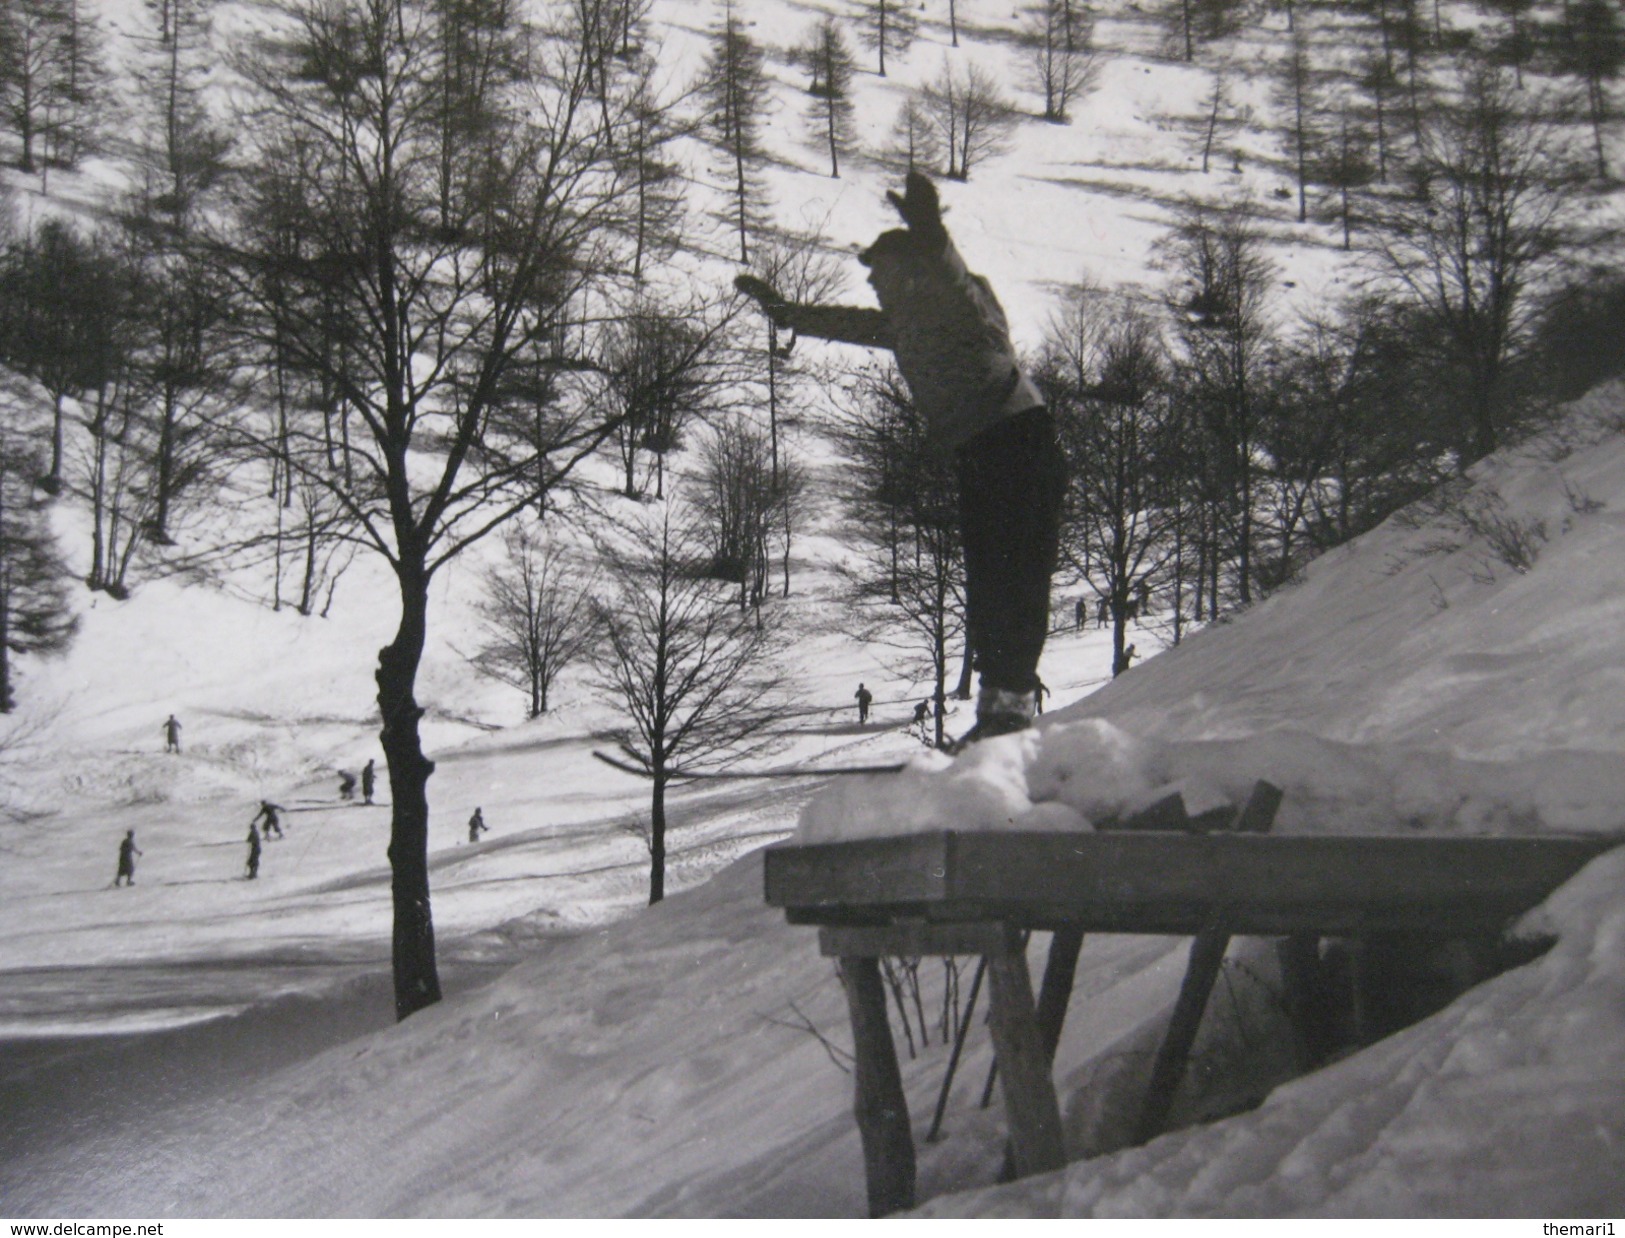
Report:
840,956,916,1217
1229,779,1284,835
765,833,953,908
767,832,1621,935
1110,790,1193,832
819,920,1020,960
984,944,1068,1179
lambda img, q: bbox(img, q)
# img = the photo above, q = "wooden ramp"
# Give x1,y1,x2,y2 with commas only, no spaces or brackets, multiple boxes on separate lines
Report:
765,795,1620,1215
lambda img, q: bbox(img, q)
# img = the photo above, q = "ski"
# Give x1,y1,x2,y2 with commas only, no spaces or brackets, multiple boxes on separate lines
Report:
592,749,906,782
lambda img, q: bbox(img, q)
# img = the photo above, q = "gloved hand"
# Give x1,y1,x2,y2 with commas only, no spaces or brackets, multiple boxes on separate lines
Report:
885,171,948,251
733,274,791,327
861,172,948,269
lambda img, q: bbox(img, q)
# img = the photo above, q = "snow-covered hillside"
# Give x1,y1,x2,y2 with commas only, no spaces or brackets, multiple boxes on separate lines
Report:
6,382,1624,1219
3,0,1625,1220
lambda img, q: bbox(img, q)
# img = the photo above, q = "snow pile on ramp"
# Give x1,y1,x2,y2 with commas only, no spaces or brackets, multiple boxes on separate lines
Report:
797,718,1625,842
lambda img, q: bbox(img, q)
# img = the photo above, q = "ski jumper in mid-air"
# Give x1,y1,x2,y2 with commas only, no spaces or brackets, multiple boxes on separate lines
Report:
737,173,1065,744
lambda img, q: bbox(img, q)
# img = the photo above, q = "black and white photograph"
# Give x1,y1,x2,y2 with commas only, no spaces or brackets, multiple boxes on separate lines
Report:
0,0,1622,1221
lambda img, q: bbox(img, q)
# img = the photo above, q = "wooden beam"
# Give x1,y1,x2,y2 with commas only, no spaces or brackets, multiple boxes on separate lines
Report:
840,956,916,1217
767,831,1620,937
820,920,1018,959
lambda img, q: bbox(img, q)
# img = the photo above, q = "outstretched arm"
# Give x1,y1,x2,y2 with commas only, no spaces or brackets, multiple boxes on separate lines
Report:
734,275,895,350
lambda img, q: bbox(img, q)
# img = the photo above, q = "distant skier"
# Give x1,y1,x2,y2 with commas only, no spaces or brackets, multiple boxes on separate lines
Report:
913,698,931,743
1114,643,1138,676
162,714,182,753
736,172,1065,748
361,759,376,805
1035,678,1049,716
338,769,357,801
1136,577,1153,616
468,807,488,844
114,829,142,887
245,824,262,880
1074,598,1087,631
1096,597,1110,629
854,683,873,725
251,800,285,840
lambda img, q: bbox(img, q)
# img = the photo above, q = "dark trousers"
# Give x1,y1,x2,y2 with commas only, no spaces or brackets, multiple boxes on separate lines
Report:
956,408,1066,695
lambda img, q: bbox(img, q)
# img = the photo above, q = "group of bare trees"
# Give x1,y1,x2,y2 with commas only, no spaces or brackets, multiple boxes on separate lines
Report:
0,0,104,179
833,364,966,748
1044,52,1608,658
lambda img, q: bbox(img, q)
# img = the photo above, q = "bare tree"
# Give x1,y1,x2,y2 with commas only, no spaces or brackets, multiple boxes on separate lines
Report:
833,362,965,740
131,0,230,221
216,0,652,1020
1161,202,1278,610
0,436,77,712
620,68,687,281
0,0,93,175
594,506,786,903
0,218,120,495
599,291,734,500
688,418,803,612
1314,95,1376,250
1371,66,1583,465
921,60,1019,182
698,2,770,263
471,525,598,719
278,473,355,617
1555,0,1624,180
738,229,846,492
858,0,917,77
1194,71,1242,175
796,15,857,178
884,95,944,175
1164,0,1246,61
1023,0,1094,124
1038,291,1179,677
119,202,235,546
1273,25,1317,224
1355,51,1397,182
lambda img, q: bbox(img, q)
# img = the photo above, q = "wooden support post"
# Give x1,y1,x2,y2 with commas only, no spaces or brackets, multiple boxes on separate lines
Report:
984,937,1068,1178
1133,928,1229,1145
840,955,916,1217
1278,933,1336,1067
1035,926,1087,1059
997,925,1087,1181
1133,780,1282,1146
926,955,987,1143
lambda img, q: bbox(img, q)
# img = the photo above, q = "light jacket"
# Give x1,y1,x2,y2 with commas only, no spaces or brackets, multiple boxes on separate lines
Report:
779,229,1043,452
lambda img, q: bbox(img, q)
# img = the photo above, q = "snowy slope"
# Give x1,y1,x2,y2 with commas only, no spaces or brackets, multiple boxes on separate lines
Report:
6,384,1624,1219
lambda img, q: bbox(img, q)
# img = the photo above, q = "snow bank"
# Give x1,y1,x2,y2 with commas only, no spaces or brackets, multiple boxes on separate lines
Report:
798,717,1625,843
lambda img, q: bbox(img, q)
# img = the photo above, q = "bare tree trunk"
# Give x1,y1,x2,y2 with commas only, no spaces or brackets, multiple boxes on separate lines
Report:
378,557,442,1021
650,770,667,904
